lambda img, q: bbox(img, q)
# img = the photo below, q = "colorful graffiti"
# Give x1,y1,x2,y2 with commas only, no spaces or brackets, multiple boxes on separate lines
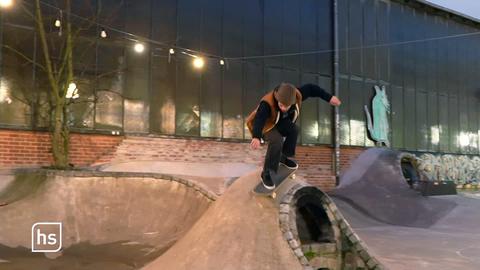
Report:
414,153,480,185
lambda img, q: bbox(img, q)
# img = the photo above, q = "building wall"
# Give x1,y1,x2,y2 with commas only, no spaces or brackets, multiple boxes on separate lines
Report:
0,0,334,144
0,130,122,168
338,0,480,155
0,130,363,191
99,135,363,191
1,0,480,174
416,152,480,185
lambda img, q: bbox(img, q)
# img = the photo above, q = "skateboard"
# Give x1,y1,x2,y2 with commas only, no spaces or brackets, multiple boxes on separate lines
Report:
253,164,297,198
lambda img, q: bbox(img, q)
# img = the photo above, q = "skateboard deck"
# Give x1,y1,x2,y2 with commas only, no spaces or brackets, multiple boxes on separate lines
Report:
253,164,297,198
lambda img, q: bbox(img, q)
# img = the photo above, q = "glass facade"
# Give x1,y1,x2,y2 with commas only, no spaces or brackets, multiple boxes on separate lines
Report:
1,0,480,154
337,0,480,154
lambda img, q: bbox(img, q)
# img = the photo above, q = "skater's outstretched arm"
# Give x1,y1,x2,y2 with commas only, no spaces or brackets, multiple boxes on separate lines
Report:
298,83,341,106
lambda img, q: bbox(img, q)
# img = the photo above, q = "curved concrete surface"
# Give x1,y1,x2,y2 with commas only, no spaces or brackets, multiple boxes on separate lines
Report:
332,148,456,227
331,148,480,270
142,169,303,270
100,161,257,178
0,170,214,269
100,161,258,195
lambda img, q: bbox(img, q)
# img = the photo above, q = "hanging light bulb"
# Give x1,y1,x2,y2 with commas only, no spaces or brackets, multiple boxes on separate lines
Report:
169,48,175,55
100,29,107,38
134,43,145,53
66,82,79,99
219,59,225,66
55,19,61,28
0,0,13,8
193,57,205,69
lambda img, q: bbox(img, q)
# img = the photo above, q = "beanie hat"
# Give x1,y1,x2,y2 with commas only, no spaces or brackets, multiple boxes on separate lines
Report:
274,83,296,106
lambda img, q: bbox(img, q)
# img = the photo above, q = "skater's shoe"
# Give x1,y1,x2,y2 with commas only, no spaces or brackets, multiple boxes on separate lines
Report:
280,155,298,169
261,171,275,190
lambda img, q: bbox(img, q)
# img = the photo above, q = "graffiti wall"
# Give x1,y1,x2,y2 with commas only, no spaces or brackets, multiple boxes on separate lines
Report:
414,153,480,186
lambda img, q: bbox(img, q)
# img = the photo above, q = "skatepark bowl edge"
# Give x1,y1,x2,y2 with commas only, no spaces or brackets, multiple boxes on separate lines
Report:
0,168,369,270
1,149,479,270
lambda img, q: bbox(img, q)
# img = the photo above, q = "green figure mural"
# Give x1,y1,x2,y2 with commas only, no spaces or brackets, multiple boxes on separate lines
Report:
364,85,390,147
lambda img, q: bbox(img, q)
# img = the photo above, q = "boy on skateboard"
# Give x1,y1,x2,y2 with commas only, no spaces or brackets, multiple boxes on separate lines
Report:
247,83,341,190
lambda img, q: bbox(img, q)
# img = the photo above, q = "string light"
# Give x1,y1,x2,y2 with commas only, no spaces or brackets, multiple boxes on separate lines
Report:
193,57,205,69
55,9,63,29
167,48,175,63
0,0,13,8
38,0,218,61
54,10,63,37
66,82,79,99
134,43,145,53
100,29,107,38
35,0,480,69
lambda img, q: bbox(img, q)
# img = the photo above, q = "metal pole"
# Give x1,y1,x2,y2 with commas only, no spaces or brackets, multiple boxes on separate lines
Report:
333,0,341,186
0,10,3,85
32,33,37,128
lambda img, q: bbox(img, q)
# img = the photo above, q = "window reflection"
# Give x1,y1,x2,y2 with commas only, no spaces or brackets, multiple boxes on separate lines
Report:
0,25,33,126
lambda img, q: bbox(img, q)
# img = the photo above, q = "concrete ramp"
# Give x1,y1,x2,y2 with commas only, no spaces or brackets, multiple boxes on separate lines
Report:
0,167,381,270
0,170,215,269
332,148,456,228
331,148,480,270
98,161,258,195
142,170,303,270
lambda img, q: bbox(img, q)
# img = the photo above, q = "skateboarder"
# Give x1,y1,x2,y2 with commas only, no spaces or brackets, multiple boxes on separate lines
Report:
247,83,341,190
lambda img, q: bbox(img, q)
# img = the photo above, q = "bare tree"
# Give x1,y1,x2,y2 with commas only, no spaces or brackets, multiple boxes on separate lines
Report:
3,0,128,168
32,0,74,168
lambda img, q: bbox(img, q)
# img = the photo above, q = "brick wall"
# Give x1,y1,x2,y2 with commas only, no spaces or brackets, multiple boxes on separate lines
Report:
0,130,122,168
339,147,366,171
296,145,335,190
108,136,366,191
0,130,365,191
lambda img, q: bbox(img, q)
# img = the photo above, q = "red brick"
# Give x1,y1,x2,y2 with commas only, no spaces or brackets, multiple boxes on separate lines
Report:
0,131,366,189
0,130,123,168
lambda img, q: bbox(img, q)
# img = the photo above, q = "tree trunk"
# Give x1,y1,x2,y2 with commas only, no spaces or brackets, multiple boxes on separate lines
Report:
34,0,72,168
51,101,69,168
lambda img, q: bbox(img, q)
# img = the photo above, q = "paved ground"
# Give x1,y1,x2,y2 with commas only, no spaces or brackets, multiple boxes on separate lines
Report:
334,195,480,270
331,148,480,270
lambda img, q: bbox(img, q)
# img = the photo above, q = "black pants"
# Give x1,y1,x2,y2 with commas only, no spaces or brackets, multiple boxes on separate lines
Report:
263,121,299,174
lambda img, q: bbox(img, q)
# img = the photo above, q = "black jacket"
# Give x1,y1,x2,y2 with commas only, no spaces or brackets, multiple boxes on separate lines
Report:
252,84,332,139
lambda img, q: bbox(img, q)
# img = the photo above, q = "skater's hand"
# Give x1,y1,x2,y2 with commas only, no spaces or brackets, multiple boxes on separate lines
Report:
250,138,261,150
329,96,341,106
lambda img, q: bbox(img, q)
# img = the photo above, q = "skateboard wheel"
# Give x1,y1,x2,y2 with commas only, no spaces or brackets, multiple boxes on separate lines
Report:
291,173,296,179
272,192,277,199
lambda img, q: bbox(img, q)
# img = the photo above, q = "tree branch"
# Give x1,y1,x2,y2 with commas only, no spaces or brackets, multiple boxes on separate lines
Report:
65,0,74,98
58,35,96,80
34,0,60,100
9,92,31,106
96,67,126,79
19,1,37,23
3,45,46,72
